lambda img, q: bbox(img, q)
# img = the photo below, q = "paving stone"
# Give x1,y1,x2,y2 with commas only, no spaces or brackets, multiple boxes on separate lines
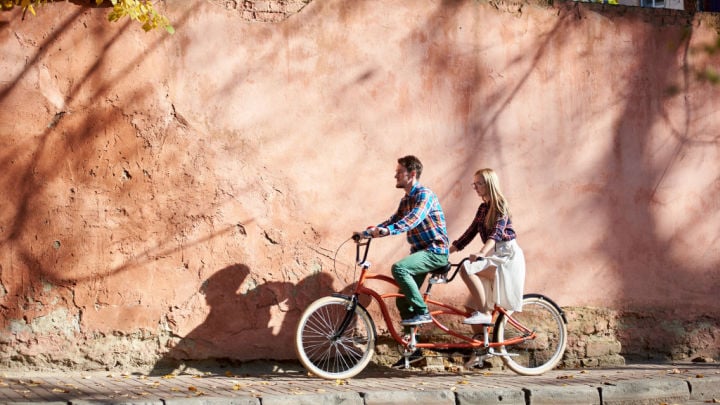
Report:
72,401,163,405
525,384,600,404
261,392,363,405
456,387,525,404
688,375,720,401
601,378,690,405
363,389,455,405
162,397,259,405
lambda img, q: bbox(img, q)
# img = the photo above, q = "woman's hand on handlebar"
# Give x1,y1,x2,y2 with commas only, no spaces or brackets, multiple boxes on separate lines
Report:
468,253,485,262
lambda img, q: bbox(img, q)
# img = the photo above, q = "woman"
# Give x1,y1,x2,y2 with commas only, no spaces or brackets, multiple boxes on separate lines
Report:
450,168,526,324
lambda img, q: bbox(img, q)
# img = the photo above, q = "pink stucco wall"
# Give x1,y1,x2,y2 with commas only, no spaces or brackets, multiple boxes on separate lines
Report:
0,0,718,369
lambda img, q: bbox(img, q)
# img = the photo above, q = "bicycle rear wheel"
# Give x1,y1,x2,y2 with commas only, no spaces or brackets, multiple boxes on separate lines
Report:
295,296,377,379
493,294,567,375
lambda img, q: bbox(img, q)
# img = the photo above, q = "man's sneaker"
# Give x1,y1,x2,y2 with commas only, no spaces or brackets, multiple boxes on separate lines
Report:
400,313,432,326
463,311,493,325
391,349,424,369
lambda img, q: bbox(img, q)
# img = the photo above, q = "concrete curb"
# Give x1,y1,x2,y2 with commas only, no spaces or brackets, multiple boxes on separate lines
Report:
155,375,720,405
0,363,718,405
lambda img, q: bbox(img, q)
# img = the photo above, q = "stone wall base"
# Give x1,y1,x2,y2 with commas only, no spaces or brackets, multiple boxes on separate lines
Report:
0,306,717,372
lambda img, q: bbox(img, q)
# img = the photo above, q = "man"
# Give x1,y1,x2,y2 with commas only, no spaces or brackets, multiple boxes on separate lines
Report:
356,155,450,326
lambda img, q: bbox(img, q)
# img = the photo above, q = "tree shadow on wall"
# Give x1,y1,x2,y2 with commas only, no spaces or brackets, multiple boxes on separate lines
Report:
149,263,336,376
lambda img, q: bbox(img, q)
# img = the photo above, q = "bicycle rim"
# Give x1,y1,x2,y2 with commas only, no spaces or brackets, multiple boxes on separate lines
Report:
295,296,376,379
493,296,567,375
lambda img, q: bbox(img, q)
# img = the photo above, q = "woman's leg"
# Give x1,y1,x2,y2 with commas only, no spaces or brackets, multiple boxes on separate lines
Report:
476,268,496,313
461,261,496,314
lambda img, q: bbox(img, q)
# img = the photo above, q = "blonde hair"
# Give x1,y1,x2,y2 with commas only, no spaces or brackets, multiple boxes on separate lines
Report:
475,168,511,231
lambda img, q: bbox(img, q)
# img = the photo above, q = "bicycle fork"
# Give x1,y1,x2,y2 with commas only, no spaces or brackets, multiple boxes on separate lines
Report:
331,295,360,340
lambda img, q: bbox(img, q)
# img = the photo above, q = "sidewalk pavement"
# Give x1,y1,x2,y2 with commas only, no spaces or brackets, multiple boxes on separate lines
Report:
0,361,718,405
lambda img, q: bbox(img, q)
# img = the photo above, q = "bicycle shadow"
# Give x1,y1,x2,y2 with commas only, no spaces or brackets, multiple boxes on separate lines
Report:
149,264,336,376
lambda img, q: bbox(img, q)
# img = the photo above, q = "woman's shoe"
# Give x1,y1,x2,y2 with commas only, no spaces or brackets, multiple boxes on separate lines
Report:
463,311,493,325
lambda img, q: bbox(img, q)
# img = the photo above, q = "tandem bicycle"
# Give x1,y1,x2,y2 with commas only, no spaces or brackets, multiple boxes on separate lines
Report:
294,234,568,379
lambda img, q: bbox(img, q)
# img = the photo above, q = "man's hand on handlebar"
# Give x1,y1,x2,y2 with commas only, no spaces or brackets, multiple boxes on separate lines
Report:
353,227,389,240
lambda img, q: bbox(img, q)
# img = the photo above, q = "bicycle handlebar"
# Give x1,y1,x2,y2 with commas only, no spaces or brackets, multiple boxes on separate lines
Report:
352,233,372,265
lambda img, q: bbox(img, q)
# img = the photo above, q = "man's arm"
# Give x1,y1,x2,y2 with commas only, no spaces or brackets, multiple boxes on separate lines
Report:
385,189,433,235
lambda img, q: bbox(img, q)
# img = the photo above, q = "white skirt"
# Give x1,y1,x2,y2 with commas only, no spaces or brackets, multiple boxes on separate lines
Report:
462,239,526,312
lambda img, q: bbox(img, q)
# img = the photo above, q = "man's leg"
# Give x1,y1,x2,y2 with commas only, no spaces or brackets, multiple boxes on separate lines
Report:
392,251,448,319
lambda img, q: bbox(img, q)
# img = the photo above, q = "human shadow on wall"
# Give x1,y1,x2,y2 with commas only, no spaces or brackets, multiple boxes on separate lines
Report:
149,263,336,376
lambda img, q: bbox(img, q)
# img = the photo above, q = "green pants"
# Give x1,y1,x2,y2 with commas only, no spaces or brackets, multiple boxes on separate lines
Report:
391,250,449,320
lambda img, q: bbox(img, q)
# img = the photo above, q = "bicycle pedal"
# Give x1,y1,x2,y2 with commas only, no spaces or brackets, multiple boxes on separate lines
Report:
464,355,484,369
487,348,518,358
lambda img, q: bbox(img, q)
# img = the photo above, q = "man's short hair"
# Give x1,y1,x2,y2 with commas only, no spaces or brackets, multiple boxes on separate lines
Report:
398,155,423,179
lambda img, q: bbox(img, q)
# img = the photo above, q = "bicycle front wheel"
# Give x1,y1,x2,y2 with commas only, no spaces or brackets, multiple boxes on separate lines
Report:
295,296,377,379
493,294,567,376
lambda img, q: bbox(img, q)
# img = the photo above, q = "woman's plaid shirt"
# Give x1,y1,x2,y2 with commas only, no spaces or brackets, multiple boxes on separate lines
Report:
452,202,516,251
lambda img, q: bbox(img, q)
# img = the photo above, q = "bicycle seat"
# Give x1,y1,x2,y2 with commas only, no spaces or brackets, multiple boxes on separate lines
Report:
430,263,451,276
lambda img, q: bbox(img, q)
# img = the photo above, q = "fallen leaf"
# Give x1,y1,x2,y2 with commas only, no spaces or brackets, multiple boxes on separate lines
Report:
52,388,70,393
557,375,574,380
696,374,704,378
188,386,197,392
